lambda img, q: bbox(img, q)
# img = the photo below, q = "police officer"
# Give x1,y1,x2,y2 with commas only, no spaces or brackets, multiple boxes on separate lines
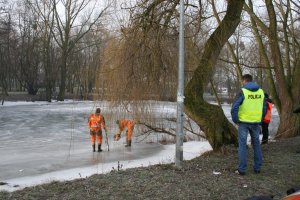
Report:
231,74,267,175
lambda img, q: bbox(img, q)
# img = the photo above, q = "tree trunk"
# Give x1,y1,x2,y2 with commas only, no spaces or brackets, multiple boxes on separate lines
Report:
264,0,300,138
26,82,38,95
276,107,300,138
184,0,245,151
45,71,53,102
1,83,8,105
276,49,300,138
44,58,53,102
58,53,67,101
46,86,52,102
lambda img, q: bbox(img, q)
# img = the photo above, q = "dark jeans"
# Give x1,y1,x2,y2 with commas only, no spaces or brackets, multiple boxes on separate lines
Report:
238,123,263,173
261,123,269,144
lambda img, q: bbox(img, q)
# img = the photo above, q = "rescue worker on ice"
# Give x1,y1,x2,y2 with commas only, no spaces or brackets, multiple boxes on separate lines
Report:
114,119,135,147
88,108,107,152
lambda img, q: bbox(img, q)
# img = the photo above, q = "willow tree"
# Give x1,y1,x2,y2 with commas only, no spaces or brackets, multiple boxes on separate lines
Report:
245,0,300,138
102,0,245,151
99,1,210,142
102,1,187,103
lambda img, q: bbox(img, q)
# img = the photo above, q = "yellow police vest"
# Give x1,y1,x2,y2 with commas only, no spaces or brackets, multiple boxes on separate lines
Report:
238,88,264,123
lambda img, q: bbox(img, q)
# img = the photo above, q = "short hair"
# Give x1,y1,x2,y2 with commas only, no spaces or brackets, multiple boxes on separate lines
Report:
242,74,253,82
116,120,119,124
96,108,101,113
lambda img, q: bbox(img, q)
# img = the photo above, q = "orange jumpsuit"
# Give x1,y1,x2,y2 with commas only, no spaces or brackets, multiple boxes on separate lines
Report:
88,114,106,145
116,119,134,142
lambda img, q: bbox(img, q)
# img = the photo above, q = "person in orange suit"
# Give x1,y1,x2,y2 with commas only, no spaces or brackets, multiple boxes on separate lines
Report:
114,119,135,147
88,108,107,152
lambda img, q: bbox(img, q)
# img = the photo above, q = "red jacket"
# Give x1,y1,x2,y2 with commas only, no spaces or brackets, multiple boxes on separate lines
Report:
263,101,272,124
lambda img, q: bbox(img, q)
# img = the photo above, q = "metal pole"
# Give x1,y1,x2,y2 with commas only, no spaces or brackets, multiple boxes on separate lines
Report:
175,0,185,168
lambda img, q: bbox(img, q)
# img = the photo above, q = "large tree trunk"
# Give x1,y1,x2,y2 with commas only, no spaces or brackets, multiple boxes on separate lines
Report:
277,109,300,138
264,0,300,138
184,0,245,151
276,58,300,138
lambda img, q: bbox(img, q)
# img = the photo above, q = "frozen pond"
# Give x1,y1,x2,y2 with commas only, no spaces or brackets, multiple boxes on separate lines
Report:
0,101,165,181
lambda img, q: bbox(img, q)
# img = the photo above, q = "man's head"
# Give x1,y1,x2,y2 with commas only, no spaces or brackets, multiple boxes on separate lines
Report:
96,108,101,114
241,74,253,85
116,120,119,124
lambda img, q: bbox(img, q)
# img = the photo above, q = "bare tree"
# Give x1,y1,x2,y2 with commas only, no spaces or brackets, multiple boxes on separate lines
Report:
70,28,107,100
245,0,300,138
27,0,59,102
16,2,42,95
51,0,111,101
0,3,12,103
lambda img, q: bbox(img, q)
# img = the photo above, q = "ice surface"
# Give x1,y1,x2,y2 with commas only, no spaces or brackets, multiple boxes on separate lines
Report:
0,101,212,192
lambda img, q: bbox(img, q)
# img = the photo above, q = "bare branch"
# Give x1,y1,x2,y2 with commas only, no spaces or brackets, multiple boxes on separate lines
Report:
219,58,275,69
244,3,269,35
138,122,176,137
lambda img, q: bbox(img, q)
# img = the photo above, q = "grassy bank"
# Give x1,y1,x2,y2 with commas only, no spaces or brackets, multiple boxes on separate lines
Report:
1,137,299,200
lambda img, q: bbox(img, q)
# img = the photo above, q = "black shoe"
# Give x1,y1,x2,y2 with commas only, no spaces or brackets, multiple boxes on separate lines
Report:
125,140,131,147
98,145,102,152
92,144,95,152
235,169,245,175
254,170,260,174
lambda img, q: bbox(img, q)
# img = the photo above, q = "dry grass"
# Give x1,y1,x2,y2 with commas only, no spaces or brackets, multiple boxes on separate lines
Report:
1,137,299,200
